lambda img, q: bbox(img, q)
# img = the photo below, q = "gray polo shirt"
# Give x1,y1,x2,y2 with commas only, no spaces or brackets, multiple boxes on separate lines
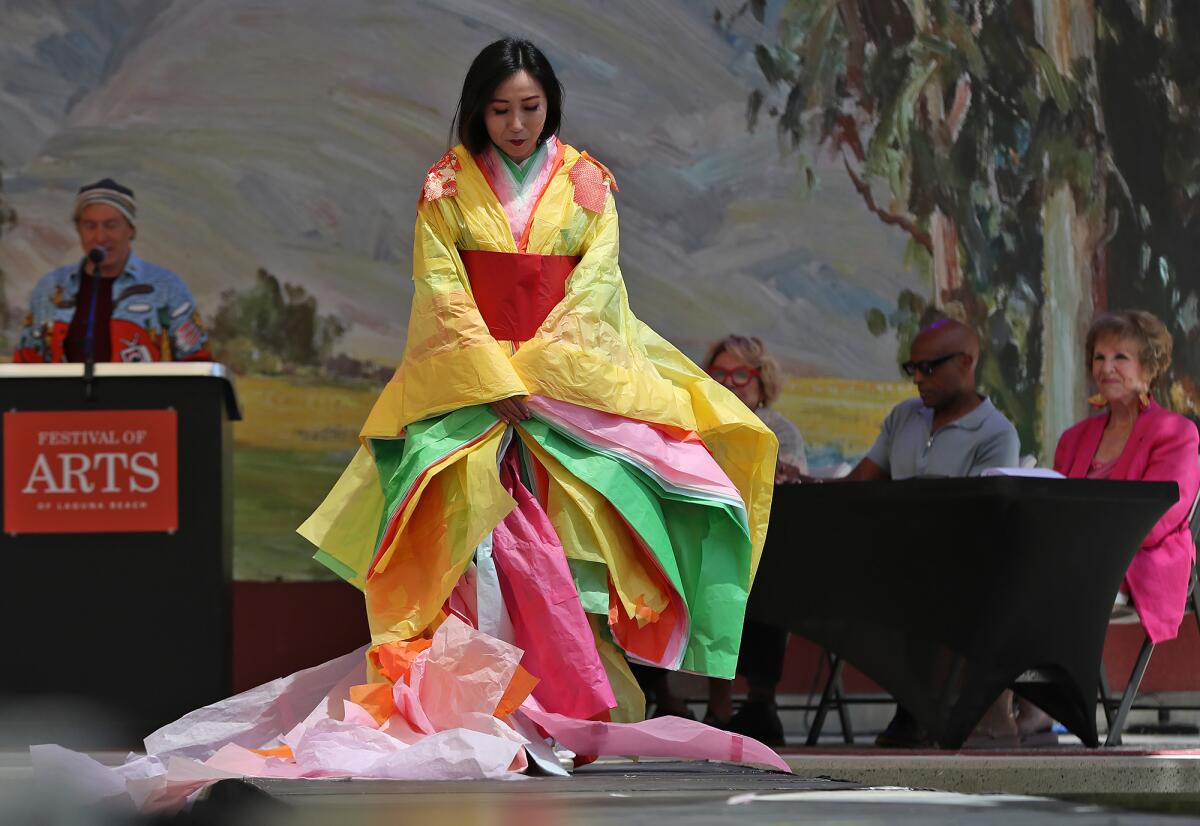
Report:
865,396,1020,479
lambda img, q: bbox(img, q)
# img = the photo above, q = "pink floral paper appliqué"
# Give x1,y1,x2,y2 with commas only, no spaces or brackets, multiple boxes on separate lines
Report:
422,150,461,203
569,155,612,213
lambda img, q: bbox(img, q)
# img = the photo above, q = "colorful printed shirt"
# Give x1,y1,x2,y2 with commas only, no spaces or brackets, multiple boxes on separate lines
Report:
14,252,210,363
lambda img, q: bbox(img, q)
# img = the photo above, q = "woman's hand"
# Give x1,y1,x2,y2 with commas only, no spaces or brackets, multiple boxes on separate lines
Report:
776,465,829,485
491,395,531,425
775,461,803,484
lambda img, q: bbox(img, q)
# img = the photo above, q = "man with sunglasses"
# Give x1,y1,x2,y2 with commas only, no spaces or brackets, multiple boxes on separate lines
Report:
839,317,1020,746
839,318,1019,485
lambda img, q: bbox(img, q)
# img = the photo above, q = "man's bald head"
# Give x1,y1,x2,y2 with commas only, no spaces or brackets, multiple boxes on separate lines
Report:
912,318,980,361
906,318,981,411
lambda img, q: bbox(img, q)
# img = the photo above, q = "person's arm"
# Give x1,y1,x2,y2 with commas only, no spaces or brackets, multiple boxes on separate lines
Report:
836,405,899,482
844,457,889,481
790,456,888,484
13,313,46,362
1052,426,1073,475
768,413,807,482
1137,417,1200,549
163,275,211,361
12,280,50,362
778,419,807,471
410,202,529,422
966,424,1021,476
491,396,530,424
362,196,529,435
507,178,691,430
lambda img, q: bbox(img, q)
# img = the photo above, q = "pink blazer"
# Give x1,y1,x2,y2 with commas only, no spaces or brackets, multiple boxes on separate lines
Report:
1054,401,1200,643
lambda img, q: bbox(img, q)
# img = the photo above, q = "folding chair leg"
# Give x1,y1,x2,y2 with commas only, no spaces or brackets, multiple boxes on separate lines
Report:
829,651,854,744
1190,569,1200,639
1105,636,1154,747
1098,668,1115,730
807,652,845,747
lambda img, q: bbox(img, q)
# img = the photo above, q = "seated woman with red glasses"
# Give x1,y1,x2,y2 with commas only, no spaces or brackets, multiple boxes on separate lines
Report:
705,335,807,483
703,335,808,737
635,335,807,740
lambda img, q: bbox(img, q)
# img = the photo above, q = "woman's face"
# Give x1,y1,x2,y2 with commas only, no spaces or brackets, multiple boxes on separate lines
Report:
1091,335,1148,406
710,349,764,410
485,70,546,163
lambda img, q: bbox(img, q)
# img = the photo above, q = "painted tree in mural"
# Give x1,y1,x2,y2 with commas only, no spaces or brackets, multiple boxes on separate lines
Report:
1095,0,1200,422
722,0,1115,455
211,268,347,373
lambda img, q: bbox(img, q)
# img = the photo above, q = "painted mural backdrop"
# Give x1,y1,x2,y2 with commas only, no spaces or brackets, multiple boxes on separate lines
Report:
0,1,1195,579
729,0,1200,457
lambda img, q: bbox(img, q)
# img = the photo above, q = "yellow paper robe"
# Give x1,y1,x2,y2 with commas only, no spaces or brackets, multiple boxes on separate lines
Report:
300,142,776,666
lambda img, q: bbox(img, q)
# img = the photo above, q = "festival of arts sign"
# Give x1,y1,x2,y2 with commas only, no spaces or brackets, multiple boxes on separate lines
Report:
3,409,178,534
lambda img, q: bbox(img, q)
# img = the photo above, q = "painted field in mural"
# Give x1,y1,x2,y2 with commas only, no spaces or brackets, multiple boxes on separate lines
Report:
1,1,1196,580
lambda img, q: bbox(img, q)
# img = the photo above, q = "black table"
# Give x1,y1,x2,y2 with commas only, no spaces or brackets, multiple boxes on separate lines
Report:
746,477,1178,748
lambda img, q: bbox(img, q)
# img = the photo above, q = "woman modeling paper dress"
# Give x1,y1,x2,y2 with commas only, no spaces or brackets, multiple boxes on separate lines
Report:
293,39,778,764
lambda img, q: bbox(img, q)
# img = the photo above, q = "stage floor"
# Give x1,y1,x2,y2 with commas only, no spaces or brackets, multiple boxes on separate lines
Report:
4,749,1200,824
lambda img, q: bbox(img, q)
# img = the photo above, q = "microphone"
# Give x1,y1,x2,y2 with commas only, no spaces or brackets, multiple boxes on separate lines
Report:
82,247,106,400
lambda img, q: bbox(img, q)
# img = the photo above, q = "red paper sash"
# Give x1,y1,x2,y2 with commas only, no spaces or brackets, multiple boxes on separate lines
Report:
460,249,579,342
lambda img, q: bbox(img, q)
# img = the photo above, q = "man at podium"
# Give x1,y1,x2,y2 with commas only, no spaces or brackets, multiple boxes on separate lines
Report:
12,178,210,363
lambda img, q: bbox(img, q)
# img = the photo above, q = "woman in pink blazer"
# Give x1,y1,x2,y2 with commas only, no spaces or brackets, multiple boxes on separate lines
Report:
1054,310,1200,644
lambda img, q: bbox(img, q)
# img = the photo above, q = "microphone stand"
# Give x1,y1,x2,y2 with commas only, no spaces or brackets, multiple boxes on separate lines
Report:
82,248,105,401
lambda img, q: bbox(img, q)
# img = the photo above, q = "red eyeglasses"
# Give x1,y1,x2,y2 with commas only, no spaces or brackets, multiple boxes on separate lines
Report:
707,366,761,387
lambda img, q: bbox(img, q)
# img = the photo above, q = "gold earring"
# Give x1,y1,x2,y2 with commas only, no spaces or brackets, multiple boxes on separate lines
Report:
1088,393,1106,407
1139,390,1150,409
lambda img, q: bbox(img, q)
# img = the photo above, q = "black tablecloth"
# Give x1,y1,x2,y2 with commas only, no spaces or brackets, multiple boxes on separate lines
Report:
746,476,1177,748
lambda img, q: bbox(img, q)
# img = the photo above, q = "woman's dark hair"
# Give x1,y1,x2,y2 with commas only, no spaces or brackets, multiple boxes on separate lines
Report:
452,39,563,154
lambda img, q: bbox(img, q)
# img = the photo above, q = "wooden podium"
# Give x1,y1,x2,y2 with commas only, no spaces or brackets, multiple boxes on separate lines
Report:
0,363,240,746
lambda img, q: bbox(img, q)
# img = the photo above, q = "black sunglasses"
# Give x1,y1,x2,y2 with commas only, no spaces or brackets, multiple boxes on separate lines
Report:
901,351,964,377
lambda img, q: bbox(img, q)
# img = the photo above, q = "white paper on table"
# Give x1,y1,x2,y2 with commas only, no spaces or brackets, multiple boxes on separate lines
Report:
980,467,1066,479
809,462,853,479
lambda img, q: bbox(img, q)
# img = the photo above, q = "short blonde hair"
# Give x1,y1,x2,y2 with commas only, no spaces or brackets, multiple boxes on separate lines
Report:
1085,310,1174,388
702,335,782,406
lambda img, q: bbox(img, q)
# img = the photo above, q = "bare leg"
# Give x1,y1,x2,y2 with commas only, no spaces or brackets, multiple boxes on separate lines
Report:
707,677,734,724
648,671,692,717
971,689,1018,742
1015,699,1054,736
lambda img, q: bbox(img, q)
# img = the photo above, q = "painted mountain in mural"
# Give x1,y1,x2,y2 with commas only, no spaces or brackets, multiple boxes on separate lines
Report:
0,0,920,378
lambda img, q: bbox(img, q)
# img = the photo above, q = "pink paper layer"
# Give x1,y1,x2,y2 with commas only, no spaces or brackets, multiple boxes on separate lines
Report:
518,705,791,773
527,396,742,499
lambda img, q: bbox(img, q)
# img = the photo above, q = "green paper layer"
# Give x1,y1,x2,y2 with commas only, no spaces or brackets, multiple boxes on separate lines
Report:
519,419,752,678
568,557,611,615
369,405,501,554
